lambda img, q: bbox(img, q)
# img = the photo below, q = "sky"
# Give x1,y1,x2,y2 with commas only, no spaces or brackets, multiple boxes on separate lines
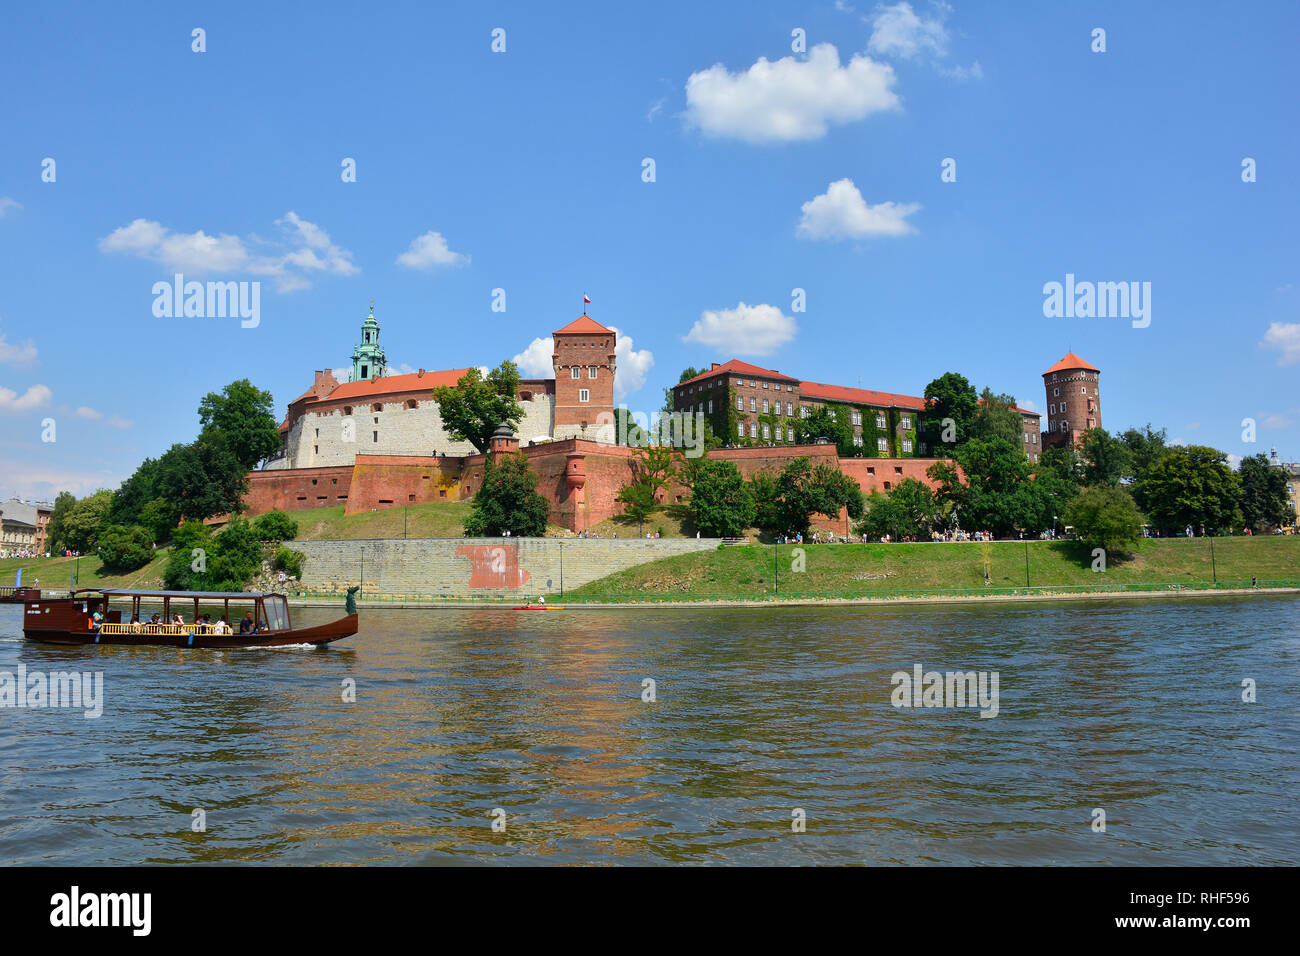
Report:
1,0,1297,501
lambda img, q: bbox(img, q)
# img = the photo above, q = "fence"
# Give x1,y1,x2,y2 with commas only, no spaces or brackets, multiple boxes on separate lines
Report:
288,578,1300,606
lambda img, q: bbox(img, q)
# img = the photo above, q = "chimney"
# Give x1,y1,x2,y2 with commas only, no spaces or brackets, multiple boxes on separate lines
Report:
418,369,425,377
711,363,720,370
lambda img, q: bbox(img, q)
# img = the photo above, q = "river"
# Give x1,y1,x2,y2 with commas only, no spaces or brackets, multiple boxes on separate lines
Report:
1,595,1296,865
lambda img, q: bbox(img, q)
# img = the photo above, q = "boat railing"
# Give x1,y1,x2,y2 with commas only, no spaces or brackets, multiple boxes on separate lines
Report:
99,623,248,637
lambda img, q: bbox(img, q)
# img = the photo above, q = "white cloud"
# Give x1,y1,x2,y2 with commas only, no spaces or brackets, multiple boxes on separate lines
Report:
1262,322,1300,366
1019,398,1039,413
330,366,352,384
72,406,131,428
98,212,357,292
75,406,101,420
0,462,119,500
512,337,555,378
797,178,920,240
684,43,899,144
396,231,470,270
1262,412,1296,429
608,326,654,400
0,383,52,414
0,327,37,367
0,197,21,218
106,414,132,429
868,2,950,59
683,302,797,356
1170,437,1187,447
867,2,982,80
1226,453,1242,470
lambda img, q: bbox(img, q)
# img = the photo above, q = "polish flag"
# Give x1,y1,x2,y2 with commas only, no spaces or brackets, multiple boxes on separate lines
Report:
583,294,591,304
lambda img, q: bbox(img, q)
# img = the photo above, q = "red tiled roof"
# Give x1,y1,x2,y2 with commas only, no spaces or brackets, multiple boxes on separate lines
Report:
1044,352,1099,375
554,314,614,335
677,360,799,387
327,369,471,400
799,380,927,411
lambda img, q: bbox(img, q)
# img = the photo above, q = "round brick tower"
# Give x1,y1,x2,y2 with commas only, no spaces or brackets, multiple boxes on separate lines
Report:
1042,352,1100,448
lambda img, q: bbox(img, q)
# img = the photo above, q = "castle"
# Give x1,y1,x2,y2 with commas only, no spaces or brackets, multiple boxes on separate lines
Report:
246,306,1103,533
265,307,617,471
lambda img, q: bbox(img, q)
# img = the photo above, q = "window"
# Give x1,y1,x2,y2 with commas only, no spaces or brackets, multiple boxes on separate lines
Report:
801,406,810,419
762,382,768,389
589,366,597,379
1024,432,1029,443
372,403,382,413
1049,404,1056,415
853,434,863,447
343,406,352,415
571,367,580,379
405,399,417,409
312,478,318,485
851,411,861,426
738,421,745,437
1061,419,1069,431
749,397,756,412
1060,401,1067,413
775,426,783,441
373,431,378,442
762,400,769,414
902,439,913,453
762,424,770,440
901,418,911,430
749,423,757,438
1081,387,1087,394
737,396,744,411
877,437,888,452
1032,433,1038,444
876,414,887,429
786,402,793,415
313,445,318,455
708,399,713,413
883,481,892,491
894,466,903,475
579,389,590,403
1053,388,1059,397
314,428,319,438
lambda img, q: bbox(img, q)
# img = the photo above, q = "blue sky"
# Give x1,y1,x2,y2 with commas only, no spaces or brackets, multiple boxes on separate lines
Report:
1,0,1297,501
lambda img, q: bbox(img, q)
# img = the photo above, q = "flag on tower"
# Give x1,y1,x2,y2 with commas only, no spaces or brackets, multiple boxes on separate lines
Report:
584,294,591,305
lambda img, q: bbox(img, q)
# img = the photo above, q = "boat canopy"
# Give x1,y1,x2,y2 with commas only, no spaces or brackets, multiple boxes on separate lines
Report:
78,588,279,600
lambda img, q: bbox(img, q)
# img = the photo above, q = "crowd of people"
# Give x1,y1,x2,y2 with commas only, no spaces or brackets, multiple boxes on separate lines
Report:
107,611,264,637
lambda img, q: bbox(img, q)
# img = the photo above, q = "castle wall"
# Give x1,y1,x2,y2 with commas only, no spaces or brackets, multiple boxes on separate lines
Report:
293,536,718,597
245,465,355,512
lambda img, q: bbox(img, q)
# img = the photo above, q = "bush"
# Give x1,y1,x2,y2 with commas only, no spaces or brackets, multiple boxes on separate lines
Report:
253,509,298,541
95,524,155,571
1064,485,1146,557
273,547,304,579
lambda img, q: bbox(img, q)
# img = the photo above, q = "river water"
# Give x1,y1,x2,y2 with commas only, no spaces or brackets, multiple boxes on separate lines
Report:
1,595,1296,865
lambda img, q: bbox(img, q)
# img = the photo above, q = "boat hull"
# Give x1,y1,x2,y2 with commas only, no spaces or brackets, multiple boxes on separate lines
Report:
23,613,359,648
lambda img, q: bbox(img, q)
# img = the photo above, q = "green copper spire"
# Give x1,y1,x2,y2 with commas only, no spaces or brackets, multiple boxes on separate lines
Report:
351,299,387,382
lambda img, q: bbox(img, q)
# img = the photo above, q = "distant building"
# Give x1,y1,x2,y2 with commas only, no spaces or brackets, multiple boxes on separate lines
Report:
1041,352,1101,449
265,307,616,471
0,497,52,555
1268,447,1300,531
671,360,1042,463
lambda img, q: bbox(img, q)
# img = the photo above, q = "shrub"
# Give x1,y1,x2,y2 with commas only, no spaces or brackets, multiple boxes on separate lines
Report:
273,547,304,579
253,509,298,541
95,524,155,571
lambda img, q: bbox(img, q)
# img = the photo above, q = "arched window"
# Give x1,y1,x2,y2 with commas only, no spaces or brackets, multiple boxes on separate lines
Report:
372,403,382,413
405,399,417,410
342,406,352,416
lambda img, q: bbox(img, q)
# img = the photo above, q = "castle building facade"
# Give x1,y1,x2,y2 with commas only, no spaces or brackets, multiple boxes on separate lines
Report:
265,309,617,471
1041,352,1101,448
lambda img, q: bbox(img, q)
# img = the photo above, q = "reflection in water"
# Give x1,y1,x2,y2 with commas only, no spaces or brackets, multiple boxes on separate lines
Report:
0,596,1297,865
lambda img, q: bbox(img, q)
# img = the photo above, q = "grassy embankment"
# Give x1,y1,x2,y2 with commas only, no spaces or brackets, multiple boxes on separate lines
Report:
564,535,1300,599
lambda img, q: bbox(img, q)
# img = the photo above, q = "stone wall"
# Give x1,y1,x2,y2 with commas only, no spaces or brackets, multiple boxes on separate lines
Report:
293,536,718,597
245,465,355,513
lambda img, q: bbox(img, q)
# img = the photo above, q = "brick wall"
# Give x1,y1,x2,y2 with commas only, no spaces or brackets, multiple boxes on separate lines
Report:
245,465,354,512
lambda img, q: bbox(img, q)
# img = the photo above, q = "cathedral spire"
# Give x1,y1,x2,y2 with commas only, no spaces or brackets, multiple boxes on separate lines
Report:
351,299,388,382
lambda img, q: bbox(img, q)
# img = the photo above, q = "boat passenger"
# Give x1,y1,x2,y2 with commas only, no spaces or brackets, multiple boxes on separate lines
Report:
239,612,257,634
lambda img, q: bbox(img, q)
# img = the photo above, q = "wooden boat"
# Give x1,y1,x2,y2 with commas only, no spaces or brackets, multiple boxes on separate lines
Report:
22,588,358,648
0,586,41,604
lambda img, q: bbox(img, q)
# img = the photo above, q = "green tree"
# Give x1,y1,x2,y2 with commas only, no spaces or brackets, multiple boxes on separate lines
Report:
95,524,155,571
62,490,115,553
687,458,755,537
44,490,77,553
972,388,1024,447
616,446,676,534
1036,445,1082,485
155,436,249,521
138,498,181,544
920,372,978,454
205,517,263,592
252,509,299,542
1078,427,1131,487
854,478,936,540
163,521,214,590
1064,485,1146,555
273,546,305,579
941,437,1033,537
796,404,853,455
198,379,281,470
463,450,550,537
1238,453,1292,531
753,457,863,535
432,362,525,454
1140,446,1242,534
108,457,163,527
1120,424,1169,504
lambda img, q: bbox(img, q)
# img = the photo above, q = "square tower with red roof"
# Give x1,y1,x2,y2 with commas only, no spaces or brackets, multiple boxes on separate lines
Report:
552,314,616,443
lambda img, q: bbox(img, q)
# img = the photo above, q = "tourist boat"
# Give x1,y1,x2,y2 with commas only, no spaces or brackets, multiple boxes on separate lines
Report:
21,588,358,648
0,586,41,604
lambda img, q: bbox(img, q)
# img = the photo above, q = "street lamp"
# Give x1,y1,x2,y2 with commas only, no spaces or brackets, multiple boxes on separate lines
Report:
1052,514,1058,539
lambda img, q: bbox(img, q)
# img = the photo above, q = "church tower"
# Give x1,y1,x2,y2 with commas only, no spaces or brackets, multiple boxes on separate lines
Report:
351,302,388,382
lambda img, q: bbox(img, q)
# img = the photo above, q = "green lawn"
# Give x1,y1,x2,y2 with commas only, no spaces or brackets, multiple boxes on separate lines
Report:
0,551,171,592
283,501,567,540
565,535,1300,598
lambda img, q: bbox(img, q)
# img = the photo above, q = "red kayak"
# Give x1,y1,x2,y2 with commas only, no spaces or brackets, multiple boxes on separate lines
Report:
512,604,548,610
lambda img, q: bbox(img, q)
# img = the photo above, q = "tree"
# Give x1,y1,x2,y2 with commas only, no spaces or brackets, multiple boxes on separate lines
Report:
155,436,249,521
96,525,155,572
463,450,550,537
944,437,1032,537
139,497,181,543
920,372,978,453
1036,445,1081,485
432,362,525,454
205,517,263,591
753,457,863,535
972,388,1024,447
1238,453,1292,531
198,379,281,470
687,459,755,537
795,404,853,455
1120,424,1168,504
108,456,163,527
1065,486,1146,555
62,490,115,553
163,521,213,590
854,478,936,540
252,510,299,542
1077,428,1131,487
44,491,77,553
616,446,676,534
1139,446,1242,534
